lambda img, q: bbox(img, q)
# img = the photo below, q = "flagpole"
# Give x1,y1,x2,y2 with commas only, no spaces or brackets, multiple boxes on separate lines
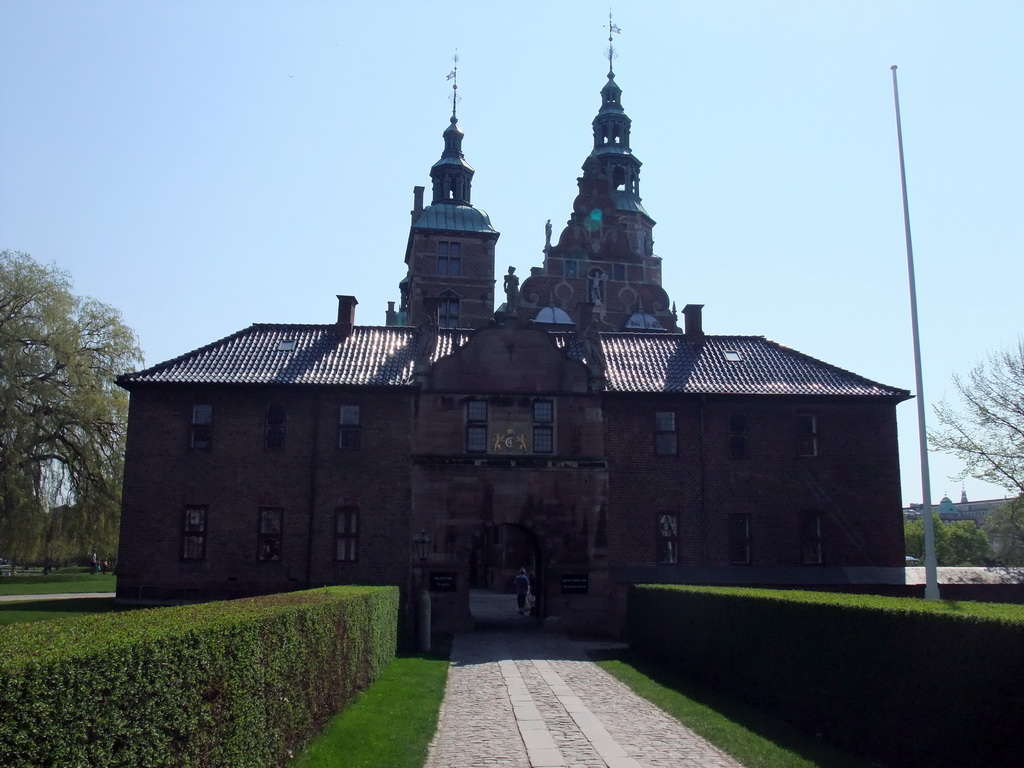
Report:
891,65,939,600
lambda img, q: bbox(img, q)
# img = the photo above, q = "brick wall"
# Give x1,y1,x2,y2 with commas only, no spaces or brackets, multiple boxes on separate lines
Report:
118,330,906,638
118,385,414,601
604,394,905,573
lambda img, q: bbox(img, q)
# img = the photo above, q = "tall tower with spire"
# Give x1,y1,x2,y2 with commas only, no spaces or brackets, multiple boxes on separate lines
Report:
516,20,674,331
395,59,500,330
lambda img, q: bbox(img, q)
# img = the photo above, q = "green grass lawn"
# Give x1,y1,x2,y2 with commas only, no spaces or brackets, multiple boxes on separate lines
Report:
595,651,872,768
0,571,116,596
289,654,450,768
0,597,124,625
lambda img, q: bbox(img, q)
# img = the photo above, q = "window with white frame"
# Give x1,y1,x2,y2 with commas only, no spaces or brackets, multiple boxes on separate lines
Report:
190,404,212,449
655,411,677,456
797,413,818,457
800,512,823,565
728,513,752,565
338,405,361,449
257,507,283,562
657,513,678,564
335,506,358,562
182,505,207,561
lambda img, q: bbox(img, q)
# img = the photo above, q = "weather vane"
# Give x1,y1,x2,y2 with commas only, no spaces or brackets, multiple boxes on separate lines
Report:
446,50,460,119
606,9,621,73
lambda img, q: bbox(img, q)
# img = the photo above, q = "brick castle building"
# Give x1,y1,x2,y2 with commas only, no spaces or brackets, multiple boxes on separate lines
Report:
116,59,911,636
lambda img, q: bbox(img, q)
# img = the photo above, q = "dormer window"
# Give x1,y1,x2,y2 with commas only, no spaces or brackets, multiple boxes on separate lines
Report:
438,298,460,329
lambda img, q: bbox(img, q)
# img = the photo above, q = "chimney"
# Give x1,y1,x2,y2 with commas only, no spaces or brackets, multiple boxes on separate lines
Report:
385,301,397,327
412,186,425,221
682,304,705,343
336,295,358,339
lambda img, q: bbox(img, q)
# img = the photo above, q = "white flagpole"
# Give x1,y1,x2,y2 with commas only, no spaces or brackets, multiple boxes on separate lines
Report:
891,65,939,600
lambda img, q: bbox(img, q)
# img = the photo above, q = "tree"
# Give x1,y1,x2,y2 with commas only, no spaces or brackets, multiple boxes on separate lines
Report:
984,497,1024,566
931,339,1024,567
0,250,142,567
904,516,992,566
931,338,1024,496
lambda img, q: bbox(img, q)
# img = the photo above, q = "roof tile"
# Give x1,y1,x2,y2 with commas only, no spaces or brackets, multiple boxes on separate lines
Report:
119,325,908,399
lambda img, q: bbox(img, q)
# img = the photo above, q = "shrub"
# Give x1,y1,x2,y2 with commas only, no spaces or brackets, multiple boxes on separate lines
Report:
0,586,398,767
628,586,1024,768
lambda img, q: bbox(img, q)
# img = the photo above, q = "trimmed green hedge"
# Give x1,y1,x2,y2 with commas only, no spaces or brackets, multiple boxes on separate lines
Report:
0,586,398,767
628,585,1024,768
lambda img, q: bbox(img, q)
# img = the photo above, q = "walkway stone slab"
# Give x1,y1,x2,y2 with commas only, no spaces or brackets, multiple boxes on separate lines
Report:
424,628,744,768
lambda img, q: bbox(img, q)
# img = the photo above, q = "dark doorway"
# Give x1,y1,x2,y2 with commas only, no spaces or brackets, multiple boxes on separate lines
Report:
469,522,543,628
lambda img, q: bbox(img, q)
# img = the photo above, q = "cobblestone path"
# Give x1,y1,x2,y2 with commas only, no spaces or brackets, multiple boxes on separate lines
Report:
424,628,743,768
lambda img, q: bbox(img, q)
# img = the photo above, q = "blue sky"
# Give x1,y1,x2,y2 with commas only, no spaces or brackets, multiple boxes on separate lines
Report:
2,1,1021,507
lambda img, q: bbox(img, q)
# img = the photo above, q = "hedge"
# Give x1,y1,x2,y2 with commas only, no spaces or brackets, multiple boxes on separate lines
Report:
628,585,1024,768
0,586,398,768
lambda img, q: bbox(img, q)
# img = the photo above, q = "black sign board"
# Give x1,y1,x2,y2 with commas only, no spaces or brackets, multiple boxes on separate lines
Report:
429,572,458,593
560,573,588,594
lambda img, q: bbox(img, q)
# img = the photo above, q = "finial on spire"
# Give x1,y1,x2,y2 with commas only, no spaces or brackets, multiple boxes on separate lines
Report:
446,50,460,121
606,9,621,76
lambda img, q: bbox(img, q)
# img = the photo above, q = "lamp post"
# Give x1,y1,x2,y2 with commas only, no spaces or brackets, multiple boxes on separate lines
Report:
413,530,431,652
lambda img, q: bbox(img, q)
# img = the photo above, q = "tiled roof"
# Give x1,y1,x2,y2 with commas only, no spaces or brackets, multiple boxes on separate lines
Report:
119,325,471,388
120,325,908,399
593,334,908,397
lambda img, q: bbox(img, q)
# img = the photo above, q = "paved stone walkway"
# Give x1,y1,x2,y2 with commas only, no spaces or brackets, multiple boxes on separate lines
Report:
425,596,743,768
0,592,114,602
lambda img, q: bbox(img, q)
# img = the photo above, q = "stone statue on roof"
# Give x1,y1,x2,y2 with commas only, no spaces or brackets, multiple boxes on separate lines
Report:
582,320,607,379
414,311,438,369
588,269,607,303
503,266,520,312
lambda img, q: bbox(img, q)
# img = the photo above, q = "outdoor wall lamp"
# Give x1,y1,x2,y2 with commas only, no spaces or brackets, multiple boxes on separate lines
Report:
413,530,431,562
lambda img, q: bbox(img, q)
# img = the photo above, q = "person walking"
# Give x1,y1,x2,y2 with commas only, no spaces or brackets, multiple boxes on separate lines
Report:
513,567,530,615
